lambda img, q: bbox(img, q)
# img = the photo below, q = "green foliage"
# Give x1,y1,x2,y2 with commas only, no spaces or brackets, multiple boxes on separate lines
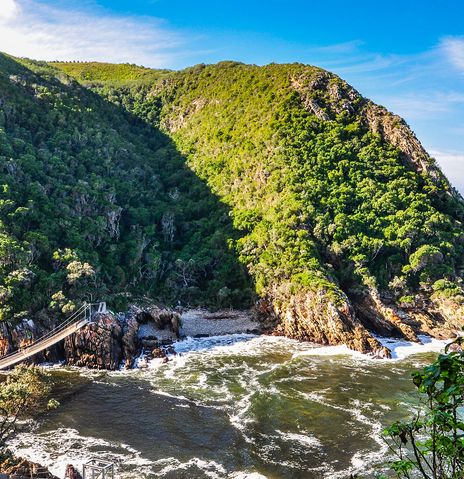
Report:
383,343,464,478
0,55,462,327
49,61,168,84
432,280,464,300
399,295,415,305
0,53,254,325
87,60,463,307
0,365,56,451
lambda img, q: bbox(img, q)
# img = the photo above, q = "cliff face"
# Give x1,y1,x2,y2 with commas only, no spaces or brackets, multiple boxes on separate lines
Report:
262,286,390,357
0,306,181,370
291,70,458,195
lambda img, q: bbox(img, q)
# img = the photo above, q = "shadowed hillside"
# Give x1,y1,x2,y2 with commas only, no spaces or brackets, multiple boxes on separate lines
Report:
0,54,254,330
1,56,463,355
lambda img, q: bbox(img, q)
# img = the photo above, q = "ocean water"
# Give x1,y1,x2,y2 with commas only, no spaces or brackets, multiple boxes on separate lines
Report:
9,334,447,478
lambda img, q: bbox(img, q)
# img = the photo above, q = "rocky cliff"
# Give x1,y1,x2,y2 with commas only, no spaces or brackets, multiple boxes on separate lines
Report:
0,457,81,479
0,305,182,370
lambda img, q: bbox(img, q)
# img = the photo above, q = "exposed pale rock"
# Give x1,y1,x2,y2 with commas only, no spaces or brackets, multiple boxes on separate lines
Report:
266,284,391,358
180,309,261,337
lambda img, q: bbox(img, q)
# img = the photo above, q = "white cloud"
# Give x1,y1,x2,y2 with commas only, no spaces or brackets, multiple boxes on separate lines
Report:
382,91,464,120
441,37,464,72
429,149,464,195
0,0,186,66
0,0,18,20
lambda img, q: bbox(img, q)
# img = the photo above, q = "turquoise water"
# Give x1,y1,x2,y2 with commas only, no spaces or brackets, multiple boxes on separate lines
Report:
9,334,446,478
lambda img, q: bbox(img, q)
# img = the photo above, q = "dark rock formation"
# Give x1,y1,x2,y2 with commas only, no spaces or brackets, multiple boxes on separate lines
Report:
64,312,123,369
63,304,181,369
0,303,183,370
64,464,82,479
0,317,64,364
137,305,181,336
121,313,140,369
267,285,391,358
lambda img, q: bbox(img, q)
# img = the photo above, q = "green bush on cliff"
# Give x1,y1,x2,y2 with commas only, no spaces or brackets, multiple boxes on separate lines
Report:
432,279,464,300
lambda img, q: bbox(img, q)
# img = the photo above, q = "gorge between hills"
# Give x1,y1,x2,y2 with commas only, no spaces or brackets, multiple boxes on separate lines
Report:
0,52,463,478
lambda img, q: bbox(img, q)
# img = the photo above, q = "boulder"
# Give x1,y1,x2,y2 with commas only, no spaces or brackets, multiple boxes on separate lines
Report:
64,313,123,370
64,464,82,479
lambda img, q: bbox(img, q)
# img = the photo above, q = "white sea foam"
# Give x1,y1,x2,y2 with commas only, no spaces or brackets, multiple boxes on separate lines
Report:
153,457,227,478
292,344,367,359
376,334,449,360
230,473,268,479
276,430,322,449
172,334,261,355
292,334,449,361
11,333,445,479
8,427,151,478
10,427,262,479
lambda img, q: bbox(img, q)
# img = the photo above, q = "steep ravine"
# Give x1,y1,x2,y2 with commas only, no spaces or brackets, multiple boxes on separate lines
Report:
81,62,463,357
0,57,463,359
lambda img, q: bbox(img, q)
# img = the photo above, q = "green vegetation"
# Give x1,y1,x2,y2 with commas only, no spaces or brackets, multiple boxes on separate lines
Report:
86,61,464,313
50,61,169,84
0,53,253,326
382,341,464,478
432,280,464,300
0,365,57,456
0,54,462,332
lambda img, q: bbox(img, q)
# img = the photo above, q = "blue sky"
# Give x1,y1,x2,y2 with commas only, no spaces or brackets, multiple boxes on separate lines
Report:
0,0,463,192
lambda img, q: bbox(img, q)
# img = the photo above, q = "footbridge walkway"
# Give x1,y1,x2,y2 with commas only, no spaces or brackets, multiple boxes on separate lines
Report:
0,302,107,370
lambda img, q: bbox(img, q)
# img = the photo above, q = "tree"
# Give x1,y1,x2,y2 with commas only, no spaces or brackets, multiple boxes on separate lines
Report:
0,365,58,456
382,340,464,478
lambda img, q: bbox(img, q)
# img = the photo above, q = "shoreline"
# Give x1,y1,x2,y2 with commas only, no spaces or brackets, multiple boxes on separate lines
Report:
4,333,451,479
0,303,455,376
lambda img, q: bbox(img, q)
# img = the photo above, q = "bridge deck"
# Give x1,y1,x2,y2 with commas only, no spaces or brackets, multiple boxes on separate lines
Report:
0,302,105,370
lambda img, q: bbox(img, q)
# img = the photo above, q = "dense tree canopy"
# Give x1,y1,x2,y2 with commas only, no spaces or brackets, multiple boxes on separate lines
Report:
83,61,464,313
0,55,462,331
0,54,253,325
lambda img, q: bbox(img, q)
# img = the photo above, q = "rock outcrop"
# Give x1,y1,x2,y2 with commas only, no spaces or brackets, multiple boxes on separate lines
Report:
64,464,82,479
0,317,64,364
0,457,60,479
64,312,123,369
63,304,182,369
266,285,391,358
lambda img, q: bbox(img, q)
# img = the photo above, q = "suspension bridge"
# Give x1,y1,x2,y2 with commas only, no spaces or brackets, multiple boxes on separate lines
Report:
0,302,107,370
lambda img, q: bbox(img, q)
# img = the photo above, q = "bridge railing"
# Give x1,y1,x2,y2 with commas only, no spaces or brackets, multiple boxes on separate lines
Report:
0,302,106,364
83,459,115,479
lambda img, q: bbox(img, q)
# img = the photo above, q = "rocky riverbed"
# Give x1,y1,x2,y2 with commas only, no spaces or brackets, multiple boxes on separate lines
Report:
0,306,263,370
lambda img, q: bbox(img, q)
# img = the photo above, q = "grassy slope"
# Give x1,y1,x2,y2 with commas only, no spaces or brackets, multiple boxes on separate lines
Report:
49,61,169,84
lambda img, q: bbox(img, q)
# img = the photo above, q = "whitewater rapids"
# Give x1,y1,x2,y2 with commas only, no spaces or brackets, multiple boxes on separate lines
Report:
9,334,448,478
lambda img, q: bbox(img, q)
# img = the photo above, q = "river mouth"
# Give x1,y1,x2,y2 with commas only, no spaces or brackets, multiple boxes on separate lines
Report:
9,334,447,479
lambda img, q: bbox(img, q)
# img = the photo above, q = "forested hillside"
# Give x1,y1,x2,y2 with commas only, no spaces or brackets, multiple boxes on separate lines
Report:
1,54,463,355
0,54,253,328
